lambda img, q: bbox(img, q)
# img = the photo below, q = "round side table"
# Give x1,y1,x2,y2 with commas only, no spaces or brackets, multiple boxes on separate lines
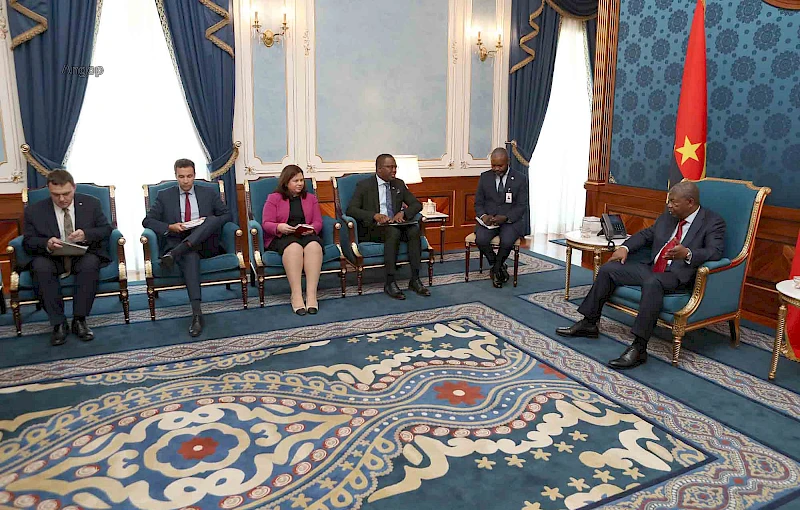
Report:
769,279,800,380
562,231,626,300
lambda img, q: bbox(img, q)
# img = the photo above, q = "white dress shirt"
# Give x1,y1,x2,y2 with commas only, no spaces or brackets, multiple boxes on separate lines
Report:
654,206,700,266
53,201,76,241
376,175,390,216
178,186,200,222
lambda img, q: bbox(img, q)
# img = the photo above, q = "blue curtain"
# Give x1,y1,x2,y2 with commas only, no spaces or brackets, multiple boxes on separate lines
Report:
508,0,598,234
159,0,238,223
8,0,99,188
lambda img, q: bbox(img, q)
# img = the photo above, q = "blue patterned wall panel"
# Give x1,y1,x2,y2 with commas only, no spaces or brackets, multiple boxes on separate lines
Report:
610,0,799,207
469,0,497,160
315,0,449,161
253,38,289,163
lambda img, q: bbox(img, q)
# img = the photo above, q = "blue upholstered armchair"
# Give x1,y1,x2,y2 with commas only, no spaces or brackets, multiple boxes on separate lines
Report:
7,184,130,335
331,174,433,295
244,176,347,306
140,179,247,319
606,178,771,366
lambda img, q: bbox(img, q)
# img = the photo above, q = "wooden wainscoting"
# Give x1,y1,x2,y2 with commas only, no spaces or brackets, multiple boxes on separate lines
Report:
585,182,798,327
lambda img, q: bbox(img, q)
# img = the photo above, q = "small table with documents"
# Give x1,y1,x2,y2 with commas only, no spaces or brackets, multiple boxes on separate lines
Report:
422,212,449,263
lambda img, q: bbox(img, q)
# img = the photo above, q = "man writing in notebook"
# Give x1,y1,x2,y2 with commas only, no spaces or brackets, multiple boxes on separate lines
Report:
23,170,112,346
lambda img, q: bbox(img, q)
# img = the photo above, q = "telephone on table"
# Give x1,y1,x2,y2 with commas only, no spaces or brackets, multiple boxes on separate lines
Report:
599,213,627,248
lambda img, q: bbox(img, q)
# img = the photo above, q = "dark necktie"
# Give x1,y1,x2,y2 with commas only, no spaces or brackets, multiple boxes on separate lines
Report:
63,208,74,275
497,175,505,194
653,220,687,273
184,192,191,222
384,183,394,217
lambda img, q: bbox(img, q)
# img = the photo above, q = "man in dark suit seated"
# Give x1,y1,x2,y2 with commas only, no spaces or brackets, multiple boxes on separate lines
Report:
474,147,529,288
142,158,231,336
23,169,112,345
556,181,725,369
346,153,431,300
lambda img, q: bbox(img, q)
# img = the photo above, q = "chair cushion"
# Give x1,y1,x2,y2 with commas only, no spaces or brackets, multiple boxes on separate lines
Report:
153,253,241,278
465,232,521,246
610,285,691,314
262,244,341,269
18,262,120,290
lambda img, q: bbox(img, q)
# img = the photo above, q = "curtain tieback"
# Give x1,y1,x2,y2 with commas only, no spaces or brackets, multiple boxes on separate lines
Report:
20,144,60,177
209,141,241,180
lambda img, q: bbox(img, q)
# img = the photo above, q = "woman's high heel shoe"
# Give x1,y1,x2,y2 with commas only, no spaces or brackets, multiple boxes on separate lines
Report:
294,307,307,316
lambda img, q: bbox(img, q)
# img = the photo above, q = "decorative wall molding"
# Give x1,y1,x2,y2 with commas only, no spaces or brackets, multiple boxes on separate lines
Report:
234,0,511,182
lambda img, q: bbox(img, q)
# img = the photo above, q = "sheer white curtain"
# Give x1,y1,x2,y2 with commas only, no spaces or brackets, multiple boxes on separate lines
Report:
528,17,592,235
67,0,206,274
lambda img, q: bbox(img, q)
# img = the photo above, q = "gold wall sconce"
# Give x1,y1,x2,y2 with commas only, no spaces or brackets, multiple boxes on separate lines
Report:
253,9,288,48
475,29,502,62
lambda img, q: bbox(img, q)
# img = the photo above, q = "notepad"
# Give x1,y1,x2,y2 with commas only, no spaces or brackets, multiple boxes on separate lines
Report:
51,241,88,257
475,216,499,229
294,224,316,234
182,217,206,229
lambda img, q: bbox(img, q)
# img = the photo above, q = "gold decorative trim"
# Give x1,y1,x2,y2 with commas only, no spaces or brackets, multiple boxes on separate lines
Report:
10,271,19,291
9,0,48,49
118,262,127,281
210,141,241,179
20,144,50,177
199,0,234,58
144,260,153,279
236,252,245,269
253,250,263,268
510,0,544,74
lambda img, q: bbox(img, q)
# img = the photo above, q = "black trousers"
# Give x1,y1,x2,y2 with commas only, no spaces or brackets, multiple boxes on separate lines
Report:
31,253,101,326
171,216,226,302
475,224,517,270
367,223,422,281
577,261,689,343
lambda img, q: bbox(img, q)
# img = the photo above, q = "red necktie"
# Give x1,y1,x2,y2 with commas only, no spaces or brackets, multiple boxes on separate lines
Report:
653,220,687,273
184,192,191,222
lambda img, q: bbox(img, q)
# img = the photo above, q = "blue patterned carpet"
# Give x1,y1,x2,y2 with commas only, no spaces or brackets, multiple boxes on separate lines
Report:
1,251,800,509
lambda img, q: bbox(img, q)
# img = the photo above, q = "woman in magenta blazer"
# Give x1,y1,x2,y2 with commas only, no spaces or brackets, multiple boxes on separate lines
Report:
262,165,324,315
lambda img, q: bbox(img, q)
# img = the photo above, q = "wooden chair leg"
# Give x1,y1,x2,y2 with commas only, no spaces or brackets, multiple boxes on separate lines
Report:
241,277,248,309
513,245,520,287
672,331,684,367
0,294,6,315
12,297,22,336
258,275,265,307
340,264,347,297
250,267,257,288
357,267,364,295
226,283,232,290
120,280,130,324
428,253,433,286
465,244,471,282
729,316,741,347
147,283,156,321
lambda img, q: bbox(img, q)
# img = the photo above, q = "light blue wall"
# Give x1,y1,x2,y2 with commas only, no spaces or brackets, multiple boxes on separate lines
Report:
468,0,496,160
253,39,288,163
315,0,449,161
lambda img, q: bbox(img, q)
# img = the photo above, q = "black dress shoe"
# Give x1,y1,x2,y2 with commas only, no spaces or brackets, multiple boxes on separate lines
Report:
160,253,175,272
384,281,406,300
498,264,510,283
71,318,94,342
408,279,431,296
608,343,648,370
51,321,69,346
555,318,599,338
490,268,503,288
189,314,204,337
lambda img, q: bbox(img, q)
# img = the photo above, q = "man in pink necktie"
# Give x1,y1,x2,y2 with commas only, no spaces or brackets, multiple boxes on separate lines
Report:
556,181,725,369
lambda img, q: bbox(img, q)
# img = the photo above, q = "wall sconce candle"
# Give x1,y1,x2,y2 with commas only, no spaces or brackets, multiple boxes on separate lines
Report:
476,29,502,62
253,6,289,48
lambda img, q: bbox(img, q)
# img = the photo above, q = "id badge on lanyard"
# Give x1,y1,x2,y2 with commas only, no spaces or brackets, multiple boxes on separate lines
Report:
505,191,512,204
